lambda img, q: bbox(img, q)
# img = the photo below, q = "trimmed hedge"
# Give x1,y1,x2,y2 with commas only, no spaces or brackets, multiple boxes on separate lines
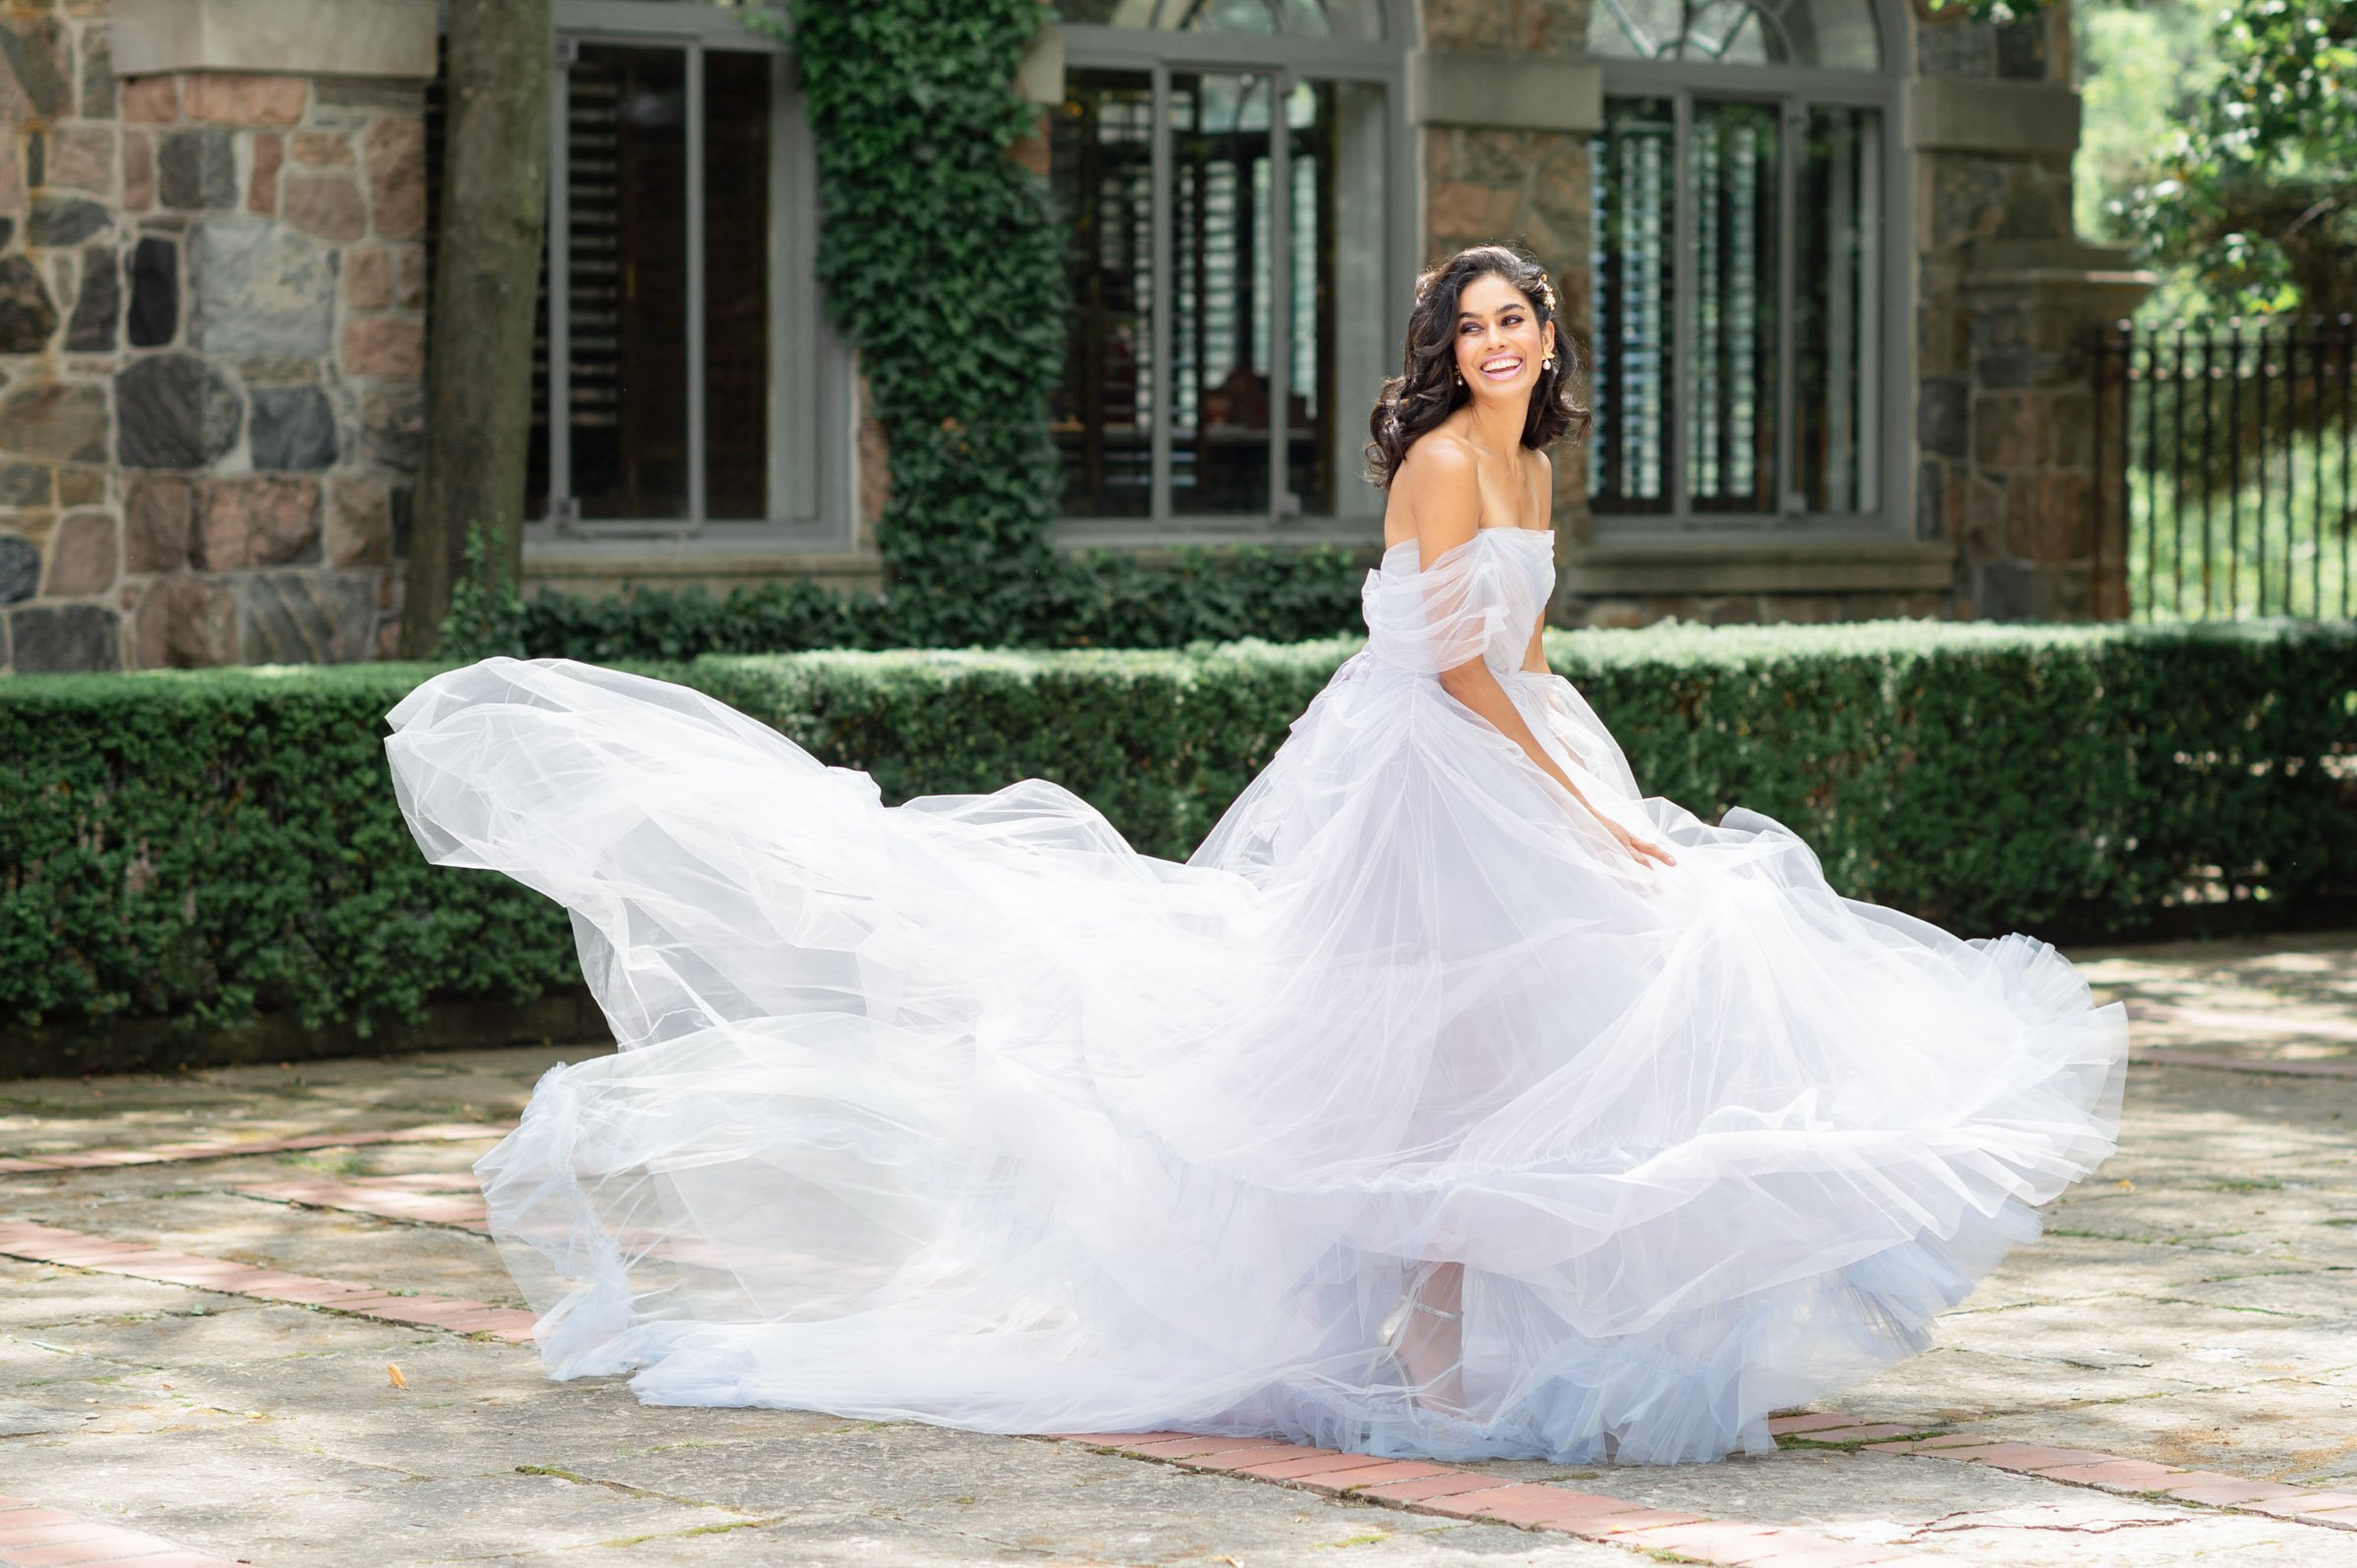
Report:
3,620,2353,1053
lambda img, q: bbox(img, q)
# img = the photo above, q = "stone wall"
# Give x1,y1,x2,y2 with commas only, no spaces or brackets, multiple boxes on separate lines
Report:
1908,2,2146,620
0,0,425,674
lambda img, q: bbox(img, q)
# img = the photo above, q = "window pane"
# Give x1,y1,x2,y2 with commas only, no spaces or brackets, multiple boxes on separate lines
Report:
1173,71,1277,515
1286,79,1388,519
1052,73,1155,517
1589,0,1879,70
567,43,690,522
1588,96,1674,514
1795,105,1880,514
1687,98,1778,514
1056,0,1384,39
705,50,772,521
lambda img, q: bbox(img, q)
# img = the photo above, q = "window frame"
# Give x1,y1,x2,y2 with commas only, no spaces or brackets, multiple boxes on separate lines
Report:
1052,6,1417,546
1589,2,1912,543
526,0,853,555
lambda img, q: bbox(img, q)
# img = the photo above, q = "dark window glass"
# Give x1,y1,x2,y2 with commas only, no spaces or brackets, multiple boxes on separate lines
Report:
705,50,773,520
1687,97,1779,514
1794,103,1882,515
1052,74,1155,517
1588,97,1674,514
1172,70,1276,515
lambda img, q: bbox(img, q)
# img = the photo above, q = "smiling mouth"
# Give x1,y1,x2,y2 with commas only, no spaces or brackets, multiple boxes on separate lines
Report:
1478,355,1523,378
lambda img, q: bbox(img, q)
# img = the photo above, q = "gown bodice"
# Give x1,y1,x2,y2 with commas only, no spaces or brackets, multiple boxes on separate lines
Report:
1362,527,1556,677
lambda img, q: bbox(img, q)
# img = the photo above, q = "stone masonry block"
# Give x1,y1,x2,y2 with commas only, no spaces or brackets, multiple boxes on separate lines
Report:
43,508,117,596
194,476,320,569
192,216,334,355
116,351,243,468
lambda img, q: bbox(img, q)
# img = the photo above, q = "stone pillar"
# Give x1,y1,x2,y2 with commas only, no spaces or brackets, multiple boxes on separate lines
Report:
1958,242,2152,620
1412,0,1597,549
0,0,434,674
1909,1,2150,620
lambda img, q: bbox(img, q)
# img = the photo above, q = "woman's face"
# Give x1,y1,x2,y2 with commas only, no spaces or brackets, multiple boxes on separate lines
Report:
1452,272,1555,404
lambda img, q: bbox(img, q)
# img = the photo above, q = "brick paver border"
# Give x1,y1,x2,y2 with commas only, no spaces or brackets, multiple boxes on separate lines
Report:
0,1220,535,1343
232,1175,489,1231
1046,1433,1953,1566
0,1123,515,1176
1852,1425,2357,1528
0,1493,241,1568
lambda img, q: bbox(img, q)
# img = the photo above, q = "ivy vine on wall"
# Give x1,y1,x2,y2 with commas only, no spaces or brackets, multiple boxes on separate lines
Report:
753,0,1068,645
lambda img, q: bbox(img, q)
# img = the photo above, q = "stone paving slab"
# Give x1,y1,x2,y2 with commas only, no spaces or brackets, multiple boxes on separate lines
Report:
4,932,2357,1565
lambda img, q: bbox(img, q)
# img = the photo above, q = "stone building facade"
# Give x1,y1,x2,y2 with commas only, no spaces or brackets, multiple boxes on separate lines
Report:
0,0,2144,675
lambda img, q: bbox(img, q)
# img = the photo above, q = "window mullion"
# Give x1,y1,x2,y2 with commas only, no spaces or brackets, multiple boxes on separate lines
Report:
1670,89,1692,523
549,38,576,532
1775,96,1798,520
685,38,708,535
1268,69,1291,518
1150,63,1173,525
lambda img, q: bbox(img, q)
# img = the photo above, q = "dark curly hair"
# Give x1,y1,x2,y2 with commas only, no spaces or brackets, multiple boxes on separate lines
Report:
1364,244,1591,489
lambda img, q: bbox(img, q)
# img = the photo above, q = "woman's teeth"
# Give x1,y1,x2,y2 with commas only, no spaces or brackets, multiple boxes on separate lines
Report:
1480,356,1521,377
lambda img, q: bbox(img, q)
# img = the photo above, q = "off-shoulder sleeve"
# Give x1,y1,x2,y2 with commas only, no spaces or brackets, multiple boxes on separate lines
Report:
1359,540,1524,675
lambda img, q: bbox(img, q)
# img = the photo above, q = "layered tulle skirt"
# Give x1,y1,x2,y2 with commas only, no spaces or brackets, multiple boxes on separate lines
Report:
386,646,2124,1464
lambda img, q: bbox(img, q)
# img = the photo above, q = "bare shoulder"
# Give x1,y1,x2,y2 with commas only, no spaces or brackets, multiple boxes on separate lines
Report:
1396,430,1481,494
1392,431,1483,557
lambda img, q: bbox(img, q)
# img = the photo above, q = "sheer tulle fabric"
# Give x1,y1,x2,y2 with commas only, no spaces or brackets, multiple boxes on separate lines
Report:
385,526,2125,1464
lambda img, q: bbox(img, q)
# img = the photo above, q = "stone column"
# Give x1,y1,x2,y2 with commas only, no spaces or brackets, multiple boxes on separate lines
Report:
1958,241,2153,620
0,0,434,674
1909,1,2151,620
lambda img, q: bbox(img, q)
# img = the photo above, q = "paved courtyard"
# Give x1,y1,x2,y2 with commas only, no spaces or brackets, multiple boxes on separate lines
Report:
3,930,2356,1567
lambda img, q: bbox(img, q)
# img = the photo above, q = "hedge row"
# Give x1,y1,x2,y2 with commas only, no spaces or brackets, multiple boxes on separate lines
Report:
437,545,1371,664
3,620,2352,1048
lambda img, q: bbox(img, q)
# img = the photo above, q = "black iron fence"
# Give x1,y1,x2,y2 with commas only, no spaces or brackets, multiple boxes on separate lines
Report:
2094,317,2357,621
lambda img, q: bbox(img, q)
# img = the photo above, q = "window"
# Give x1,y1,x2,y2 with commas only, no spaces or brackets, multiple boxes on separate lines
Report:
1051,2,1407,534
1587,0,1895,530
523,3,845,545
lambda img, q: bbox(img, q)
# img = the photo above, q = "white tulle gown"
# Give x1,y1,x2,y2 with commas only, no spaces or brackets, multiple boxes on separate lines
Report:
385,525,2126,1464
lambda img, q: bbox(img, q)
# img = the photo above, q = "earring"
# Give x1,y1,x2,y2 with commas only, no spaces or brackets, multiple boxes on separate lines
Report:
1543,355,1555,372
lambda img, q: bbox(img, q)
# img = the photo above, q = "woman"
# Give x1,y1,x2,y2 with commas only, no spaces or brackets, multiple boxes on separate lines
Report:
386,244,2125,1465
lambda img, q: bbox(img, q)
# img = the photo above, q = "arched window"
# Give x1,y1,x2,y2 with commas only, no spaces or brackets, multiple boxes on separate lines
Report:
1586,0,1901,530
1051,1,1410,534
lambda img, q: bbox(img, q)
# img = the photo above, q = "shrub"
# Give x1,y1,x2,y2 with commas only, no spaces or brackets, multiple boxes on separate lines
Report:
3,620,2351,1052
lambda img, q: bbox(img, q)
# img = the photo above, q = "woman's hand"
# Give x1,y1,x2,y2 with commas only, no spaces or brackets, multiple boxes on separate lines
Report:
1603,816,1676,871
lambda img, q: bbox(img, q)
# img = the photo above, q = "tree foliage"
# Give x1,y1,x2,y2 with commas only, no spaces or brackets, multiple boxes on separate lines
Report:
2125,0,2357,318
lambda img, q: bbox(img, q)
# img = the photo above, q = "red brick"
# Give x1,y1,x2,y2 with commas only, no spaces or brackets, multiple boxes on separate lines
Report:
1633,1522,1790,1563
1182,1443,1324,1473
1351,1473,1518,1504
1304,1460,1456,1492
2036,1458,2187,1488
1791,1424,1922,1443
5,1527,184,1565
1585,1508,1710,1536
1409,1482,1560,1520
2245,1492,2357,1519
1932,1442,2110,1470
2165,1475,2308,1506
1767,1412,1872,1435
0,1520,105,1549
1115,1434,1257,1457
1233,1451,1388,1482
